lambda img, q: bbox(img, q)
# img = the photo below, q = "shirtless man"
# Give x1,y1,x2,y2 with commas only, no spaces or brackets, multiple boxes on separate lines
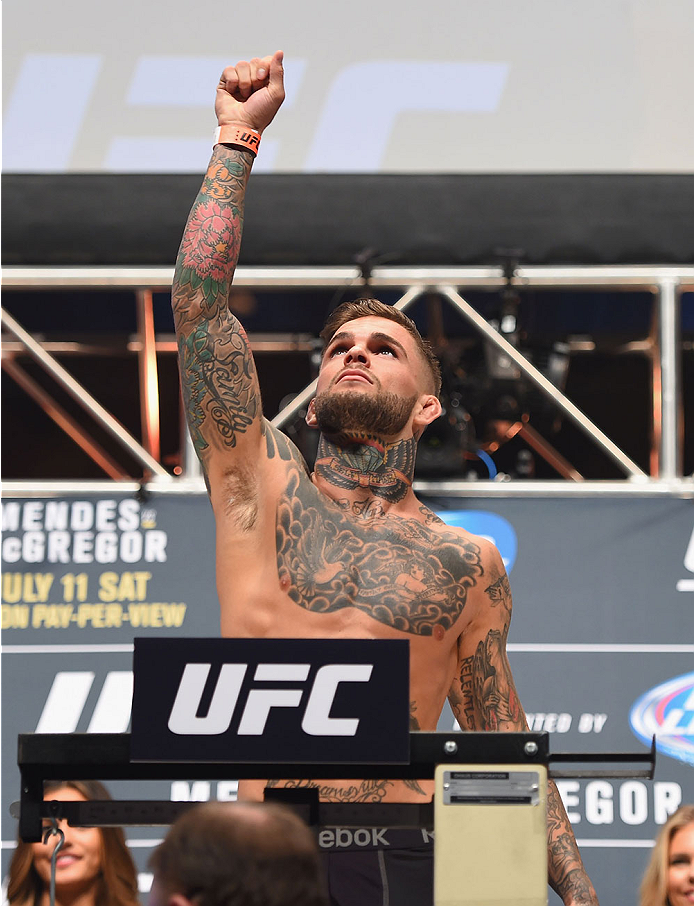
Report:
171,50,599,906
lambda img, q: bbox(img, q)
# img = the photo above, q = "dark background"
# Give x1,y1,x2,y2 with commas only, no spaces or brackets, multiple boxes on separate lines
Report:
3,174,694,266
3,172,693,484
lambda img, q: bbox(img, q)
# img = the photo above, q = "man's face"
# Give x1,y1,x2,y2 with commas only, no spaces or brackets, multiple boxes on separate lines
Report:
312,316,429,439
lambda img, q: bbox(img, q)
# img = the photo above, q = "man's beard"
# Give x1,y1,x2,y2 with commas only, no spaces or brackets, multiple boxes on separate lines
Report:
313,388,418,441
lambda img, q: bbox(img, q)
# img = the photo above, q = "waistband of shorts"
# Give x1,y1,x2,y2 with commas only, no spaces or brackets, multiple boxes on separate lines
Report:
317,827,434,851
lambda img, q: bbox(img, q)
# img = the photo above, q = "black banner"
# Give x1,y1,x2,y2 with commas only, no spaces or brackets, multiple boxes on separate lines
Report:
131,638,410,764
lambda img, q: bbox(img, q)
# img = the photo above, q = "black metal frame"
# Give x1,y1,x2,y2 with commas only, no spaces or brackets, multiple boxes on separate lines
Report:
15,732,655,841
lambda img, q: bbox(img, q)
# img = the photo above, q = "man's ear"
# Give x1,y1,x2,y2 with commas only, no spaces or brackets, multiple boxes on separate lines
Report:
413,394,442,432
305,398,318,428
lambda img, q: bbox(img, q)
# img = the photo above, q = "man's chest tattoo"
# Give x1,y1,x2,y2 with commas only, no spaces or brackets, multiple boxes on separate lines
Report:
276,471,482,635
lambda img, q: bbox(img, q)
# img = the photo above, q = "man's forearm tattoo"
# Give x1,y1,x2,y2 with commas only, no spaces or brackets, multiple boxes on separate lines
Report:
172,149,258,457
173,152,252,328
178,322,258,457
546,781,597,902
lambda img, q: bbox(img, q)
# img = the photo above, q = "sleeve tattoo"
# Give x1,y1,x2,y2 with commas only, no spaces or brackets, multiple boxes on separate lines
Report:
172,149,261,463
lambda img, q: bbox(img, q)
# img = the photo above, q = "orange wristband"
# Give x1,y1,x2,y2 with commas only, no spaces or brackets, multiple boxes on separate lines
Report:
213,125,261,156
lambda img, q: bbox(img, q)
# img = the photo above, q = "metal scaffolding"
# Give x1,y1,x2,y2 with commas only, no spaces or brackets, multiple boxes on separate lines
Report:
2,264,693,498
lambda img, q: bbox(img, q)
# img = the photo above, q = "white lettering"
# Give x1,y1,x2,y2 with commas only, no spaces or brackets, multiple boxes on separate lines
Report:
336,828,353,847
96,500,117,530
302,664,373,736
71,502,94,531
593,714,607,733
620,781,649,825
168,663,247,735
23,502,44,530
35,671,135,734
167,661,372,737
239,688,305,735
118,499,141,531
144,530,168,562
94,532,119,563
555,781,581,823
216,781,238,801
23,532,45,563
87,672,133,733
654,783,682,824
306,62,508,171
236,663,310,735
45,502,69,530
1,502,21,532
4,54,102,171
170,781,211,802
73,531,94,563
546,780,684,826
47,531,71,563
319,830,335,847
585,781,614,825
120,531,143,563
317,827,391,849
556,713,572,732
2,537,22,562
36,672,95,733
578,713,608,733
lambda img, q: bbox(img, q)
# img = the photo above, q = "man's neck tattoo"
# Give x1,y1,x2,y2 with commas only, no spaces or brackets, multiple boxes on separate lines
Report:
315,434,416,503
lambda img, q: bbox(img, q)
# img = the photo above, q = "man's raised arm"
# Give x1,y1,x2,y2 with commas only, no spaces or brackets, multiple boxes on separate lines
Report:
171,52,285,479
447,542,599,906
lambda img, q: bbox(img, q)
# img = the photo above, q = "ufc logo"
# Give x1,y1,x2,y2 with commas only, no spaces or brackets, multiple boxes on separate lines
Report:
168,662,373,736
241,131,260,148
36,671,133,733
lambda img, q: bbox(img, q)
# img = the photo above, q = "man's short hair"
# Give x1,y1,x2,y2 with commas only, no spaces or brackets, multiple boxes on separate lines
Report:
149,801,327,906
320,298,442,397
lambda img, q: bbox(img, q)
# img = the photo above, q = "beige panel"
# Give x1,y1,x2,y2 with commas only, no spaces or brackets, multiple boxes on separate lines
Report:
434,763,547,906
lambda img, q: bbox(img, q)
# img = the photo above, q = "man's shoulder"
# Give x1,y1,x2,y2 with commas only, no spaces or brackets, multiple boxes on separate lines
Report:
415,505,501,558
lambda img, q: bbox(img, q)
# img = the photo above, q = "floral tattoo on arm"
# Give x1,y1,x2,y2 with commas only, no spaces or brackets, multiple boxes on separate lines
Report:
172,149,261,462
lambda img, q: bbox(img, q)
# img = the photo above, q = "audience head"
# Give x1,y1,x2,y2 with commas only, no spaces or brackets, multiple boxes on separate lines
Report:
7,779,139,906
148,800,328,906
640,804,694,906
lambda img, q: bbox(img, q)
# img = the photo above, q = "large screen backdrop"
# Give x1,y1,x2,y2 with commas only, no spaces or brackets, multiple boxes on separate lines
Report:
3,0,694,174
1,490,692,904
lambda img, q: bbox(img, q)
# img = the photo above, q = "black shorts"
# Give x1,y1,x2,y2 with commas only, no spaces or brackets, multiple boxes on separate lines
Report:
318,828,434,906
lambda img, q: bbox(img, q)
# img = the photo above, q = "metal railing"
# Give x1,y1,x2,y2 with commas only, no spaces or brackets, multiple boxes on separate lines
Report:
2,264,693,498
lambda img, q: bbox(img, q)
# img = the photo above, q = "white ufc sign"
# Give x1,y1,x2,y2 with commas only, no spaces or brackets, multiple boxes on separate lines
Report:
168,662,373,736
131,638,410,763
